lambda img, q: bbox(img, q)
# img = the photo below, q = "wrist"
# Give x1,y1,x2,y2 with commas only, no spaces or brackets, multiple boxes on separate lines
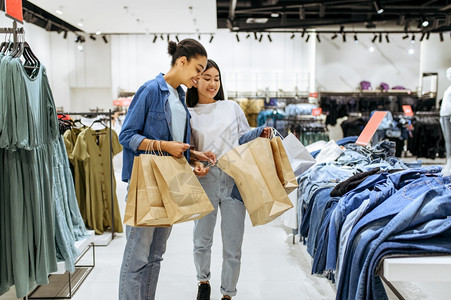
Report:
159,140,166,152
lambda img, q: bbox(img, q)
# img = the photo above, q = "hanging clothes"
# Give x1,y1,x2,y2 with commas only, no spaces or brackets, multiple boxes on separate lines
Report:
52,135,90,272
0,56,58,298
66,126,123,234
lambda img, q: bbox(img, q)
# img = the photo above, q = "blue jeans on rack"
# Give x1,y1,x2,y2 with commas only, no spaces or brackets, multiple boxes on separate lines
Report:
356,181,451,300
336,170,447,300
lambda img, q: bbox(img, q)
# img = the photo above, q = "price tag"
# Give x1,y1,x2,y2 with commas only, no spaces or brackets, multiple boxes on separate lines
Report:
402,105,413,116
355,111,388,146
312,108,322,116
5,0,23,23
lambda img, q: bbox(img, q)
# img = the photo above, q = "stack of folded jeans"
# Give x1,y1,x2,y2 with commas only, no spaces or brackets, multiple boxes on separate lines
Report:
297,138,451,299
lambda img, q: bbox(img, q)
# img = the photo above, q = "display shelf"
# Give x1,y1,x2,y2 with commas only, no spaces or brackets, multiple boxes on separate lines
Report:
383,256,451,282
27,231,96,299
52,231,95,274
92,229,115,246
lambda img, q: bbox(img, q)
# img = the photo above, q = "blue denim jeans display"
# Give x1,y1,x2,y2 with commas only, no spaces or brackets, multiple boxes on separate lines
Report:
193,166,246,297
336,174,450,300
297,136,451,300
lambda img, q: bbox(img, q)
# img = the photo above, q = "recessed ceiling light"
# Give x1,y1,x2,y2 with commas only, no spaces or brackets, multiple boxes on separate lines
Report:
96,31,102,35
56,9,63,15
245,18,269,24
271,13,279,18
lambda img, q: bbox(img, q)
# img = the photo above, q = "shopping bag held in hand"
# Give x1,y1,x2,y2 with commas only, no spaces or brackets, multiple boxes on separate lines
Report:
123,141,171,227
218,137,293,226
269,130,298,194
151,143,214,224
281,133,316,177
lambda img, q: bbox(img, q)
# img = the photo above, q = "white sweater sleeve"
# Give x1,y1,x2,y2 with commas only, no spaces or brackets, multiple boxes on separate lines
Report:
233,101,251,138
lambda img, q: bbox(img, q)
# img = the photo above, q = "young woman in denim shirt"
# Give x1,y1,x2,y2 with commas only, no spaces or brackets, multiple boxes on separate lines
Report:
187,59,271,300
118,39,215,300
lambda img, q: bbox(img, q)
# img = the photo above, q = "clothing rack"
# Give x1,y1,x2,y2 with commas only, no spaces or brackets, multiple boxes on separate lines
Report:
61,110,116,244
0,20,24,44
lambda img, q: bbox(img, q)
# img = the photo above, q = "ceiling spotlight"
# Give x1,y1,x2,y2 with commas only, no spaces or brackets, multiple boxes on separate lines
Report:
421,18,429,27
379,33,382,43
77,45,84,51
268,34,272,42
89,34,96,41
411,34,415,43
373,0,384,14
258,34,263,42
198,34,201,40
372,34,378,43
160,34,164,40
45,20,52,31
63,31,68,39
408,48,414,55
299,6,305,20
78,20,84,27
402,33,409,40
385,34,389,43
167,34,170,41
246,33,251,39
56,8,63,15
420,32,426,42
440,32,444,42
305,34,310,42
209,34,214,43
254,32,258,40
290,33,295,39
301,30,306,38
153,35,158,43
354,34,358,43
426,32,431,40
176,35,180,42
342,34,346,42
369,46,375,52
331,33,338,40
102,35,108,44
340,25,344,34
316,34,321,43
236,33,240,42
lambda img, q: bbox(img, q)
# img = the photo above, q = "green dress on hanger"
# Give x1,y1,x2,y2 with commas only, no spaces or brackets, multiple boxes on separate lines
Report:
0,57,59,298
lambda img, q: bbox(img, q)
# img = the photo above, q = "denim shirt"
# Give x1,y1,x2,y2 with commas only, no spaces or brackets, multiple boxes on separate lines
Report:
119,73,191,182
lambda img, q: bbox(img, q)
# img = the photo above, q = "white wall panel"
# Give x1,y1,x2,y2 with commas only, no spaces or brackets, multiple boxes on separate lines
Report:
316,35,421,92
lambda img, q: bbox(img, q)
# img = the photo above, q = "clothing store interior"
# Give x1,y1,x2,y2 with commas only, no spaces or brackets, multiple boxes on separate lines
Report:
1,1,451,300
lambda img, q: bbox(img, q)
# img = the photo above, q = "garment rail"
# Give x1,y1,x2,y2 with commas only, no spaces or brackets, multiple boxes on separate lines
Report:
0,20,24,44
60,110,116,245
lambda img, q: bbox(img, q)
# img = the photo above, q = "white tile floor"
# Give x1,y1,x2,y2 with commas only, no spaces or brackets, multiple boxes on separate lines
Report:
2,160,451,300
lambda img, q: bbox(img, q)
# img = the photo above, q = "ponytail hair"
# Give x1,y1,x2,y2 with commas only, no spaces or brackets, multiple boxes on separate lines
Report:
167,38,207,66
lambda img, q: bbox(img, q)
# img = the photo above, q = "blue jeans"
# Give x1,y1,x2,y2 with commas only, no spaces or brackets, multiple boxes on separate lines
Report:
193,167,246,297
356,181,451,299
336,173,448,299
119,184,172,300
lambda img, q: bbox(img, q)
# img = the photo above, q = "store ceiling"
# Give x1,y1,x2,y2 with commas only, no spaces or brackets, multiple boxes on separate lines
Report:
24,0,217,34
19,0,451,35
217,0,451,33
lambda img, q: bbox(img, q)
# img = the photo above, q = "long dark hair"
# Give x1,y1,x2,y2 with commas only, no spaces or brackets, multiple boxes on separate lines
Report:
186,59,225,107
167,38,207,66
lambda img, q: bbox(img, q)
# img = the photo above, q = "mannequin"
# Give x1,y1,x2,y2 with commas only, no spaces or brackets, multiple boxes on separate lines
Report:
440,67,451,175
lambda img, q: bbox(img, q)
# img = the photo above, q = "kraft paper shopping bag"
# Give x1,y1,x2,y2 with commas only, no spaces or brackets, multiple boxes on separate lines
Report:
151,156,214,224
218,138,293,226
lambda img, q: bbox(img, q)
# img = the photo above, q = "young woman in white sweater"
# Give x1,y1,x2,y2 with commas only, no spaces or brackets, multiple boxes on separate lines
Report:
187,59,271,300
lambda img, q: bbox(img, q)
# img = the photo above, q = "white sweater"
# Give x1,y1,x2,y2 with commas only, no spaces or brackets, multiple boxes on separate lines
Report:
189,100,250,159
